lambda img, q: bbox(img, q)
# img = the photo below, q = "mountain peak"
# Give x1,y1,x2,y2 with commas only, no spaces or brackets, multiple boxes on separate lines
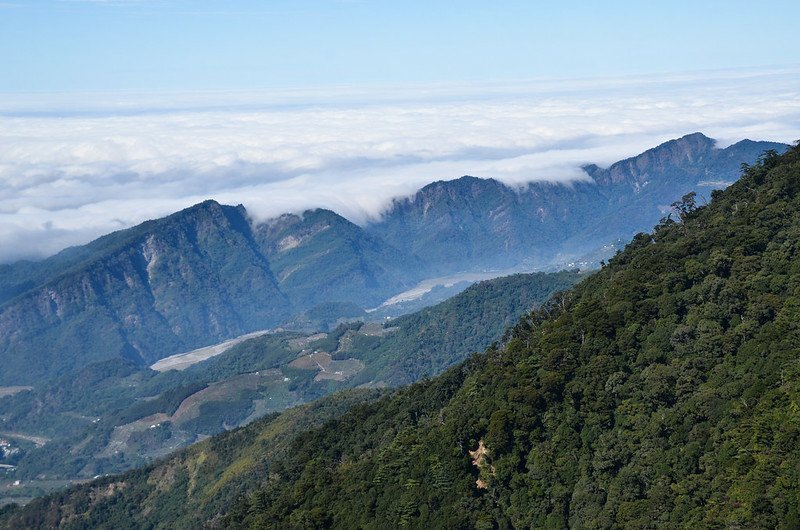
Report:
678,131,714,142
300,208,352,224
170,198,226,219
412,175,508,204
665,131,716,153
628,132,717,165
259,208,354,236
588,132,718,187
419,175,503,192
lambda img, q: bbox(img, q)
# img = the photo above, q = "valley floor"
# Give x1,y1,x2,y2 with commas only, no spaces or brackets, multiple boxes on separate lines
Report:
149,329,274,372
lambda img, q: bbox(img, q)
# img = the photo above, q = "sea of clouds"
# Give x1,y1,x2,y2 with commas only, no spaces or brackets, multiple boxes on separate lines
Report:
1,67,799,263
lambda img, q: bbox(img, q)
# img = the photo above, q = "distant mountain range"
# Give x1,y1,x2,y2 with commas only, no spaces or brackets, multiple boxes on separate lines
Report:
373,133,788,270
0,133,787,385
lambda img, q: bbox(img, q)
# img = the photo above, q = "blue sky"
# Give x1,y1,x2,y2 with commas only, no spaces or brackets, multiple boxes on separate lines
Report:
1,0,799,92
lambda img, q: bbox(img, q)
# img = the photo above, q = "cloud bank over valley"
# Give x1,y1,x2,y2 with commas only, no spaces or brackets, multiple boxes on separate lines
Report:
1,68,799,263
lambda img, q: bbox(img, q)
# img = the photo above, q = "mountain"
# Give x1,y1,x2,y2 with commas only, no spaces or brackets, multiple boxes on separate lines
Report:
254,208,418,308
584,131,719,188
8,145,798,527
584,133,784,192
0,134,786,387
351,271,585,386
0,206,419,386
373,133,789,270
575,133,789,249
0,201,289,385
370,176,603,272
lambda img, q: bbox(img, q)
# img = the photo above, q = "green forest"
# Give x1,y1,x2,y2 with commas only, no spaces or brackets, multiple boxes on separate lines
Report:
3,144,800,528
220,145,800,529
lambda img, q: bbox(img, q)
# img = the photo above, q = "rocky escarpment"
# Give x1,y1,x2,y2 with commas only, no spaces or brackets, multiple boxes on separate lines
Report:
0,201,288,385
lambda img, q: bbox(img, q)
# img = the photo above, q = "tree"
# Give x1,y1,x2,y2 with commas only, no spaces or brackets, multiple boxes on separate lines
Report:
671,191,697,222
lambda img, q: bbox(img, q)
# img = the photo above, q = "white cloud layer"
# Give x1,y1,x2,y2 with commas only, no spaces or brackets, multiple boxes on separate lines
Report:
1,68,799,263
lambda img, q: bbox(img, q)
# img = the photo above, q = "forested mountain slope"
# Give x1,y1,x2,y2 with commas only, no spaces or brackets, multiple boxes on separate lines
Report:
0,270,579,497
4,145,799,528
351,271,584,386
222,146,800,528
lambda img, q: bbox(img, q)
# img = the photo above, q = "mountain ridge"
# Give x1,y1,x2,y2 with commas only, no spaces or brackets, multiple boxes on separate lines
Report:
585,132,718,187
0,133,788,385
372,133,788,269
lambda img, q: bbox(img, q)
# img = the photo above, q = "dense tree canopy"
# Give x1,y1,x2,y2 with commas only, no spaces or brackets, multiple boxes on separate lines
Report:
221,143,800,529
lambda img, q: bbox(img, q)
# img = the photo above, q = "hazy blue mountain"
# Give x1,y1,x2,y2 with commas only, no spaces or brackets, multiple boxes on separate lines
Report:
372,133,789,270
584,131,719,189
584,133,786,192
254,208,418,308
0,201,289,385
369,176,604,272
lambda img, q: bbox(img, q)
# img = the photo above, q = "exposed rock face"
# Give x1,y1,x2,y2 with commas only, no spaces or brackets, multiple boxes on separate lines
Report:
0,201,289,384
586,132,718,188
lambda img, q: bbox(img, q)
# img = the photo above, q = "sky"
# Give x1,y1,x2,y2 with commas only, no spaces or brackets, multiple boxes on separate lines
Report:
2,0,799,91
1,1,799,262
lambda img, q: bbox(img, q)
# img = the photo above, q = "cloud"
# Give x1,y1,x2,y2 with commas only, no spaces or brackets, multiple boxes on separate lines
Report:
1,68,799,263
